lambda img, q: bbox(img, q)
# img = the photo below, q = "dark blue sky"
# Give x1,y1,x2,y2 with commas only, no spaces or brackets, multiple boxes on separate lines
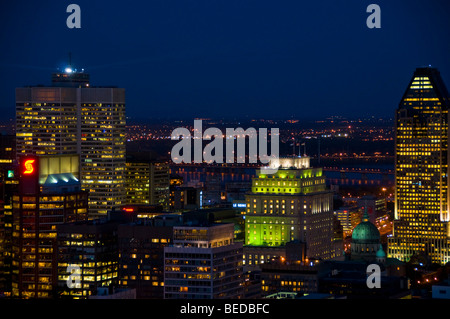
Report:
1,0,449,120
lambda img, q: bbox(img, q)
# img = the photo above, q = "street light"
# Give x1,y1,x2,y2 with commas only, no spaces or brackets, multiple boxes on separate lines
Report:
382,187,387,198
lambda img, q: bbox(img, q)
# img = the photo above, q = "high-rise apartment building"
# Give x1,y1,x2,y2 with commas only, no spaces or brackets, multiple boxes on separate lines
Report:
388,66,450,264
11,154,88,298
244,157,335,266
164,223,244,299
15,68,126,217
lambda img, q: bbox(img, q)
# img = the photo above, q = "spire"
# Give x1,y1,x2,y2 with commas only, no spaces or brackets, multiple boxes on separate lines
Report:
362,206,370,223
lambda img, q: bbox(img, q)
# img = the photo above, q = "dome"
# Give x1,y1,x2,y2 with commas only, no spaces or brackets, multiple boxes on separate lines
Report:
350,208,381,261
376,247,386,258
351,209,380,243
352,222,380,242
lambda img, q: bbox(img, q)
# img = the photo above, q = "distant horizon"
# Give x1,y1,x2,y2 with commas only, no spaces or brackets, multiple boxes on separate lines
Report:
0,65,434,121
0,113,395,124
1,63,445,121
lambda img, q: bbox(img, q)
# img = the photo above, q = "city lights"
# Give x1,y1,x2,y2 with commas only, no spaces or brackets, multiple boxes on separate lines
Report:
0,2,449,308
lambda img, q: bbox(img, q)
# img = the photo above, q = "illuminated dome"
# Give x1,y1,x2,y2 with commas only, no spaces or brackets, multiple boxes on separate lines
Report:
351,217,380,243
351,208,381,261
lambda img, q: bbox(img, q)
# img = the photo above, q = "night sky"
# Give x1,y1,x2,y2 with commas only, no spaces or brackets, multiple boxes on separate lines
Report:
1,0,449,120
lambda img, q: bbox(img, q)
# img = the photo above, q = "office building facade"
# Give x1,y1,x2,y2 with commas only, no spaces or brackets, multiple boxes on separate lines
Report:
11,154,88,298
125,161,170,209
15,69,126,217
388,67,450,264
244,157,334,266
0,134,17,296
164,223,244,299
118,217,176,299
57,219,119,299
260,261,321,296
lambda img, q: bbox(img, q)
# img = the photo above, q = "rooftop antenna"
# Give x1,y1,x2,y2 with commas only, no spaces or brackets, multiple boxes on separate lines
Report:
298,140,302,157
293,137,295,156
64,52,76,73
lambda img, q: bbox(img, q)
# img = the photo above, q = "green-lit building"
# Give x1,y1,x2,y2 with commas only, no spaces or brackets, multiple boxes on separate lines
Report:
244,157,335,267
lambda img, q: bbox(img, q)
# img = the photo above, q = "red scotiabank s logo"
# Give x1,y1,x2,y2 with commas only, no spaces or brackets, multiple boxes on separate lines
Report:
23,159,35,175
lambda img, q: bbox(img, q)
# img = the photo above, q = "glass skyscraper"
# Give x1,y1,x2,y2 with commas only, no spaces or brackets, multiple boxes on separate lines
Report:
388,66,450,264
15,69,126,218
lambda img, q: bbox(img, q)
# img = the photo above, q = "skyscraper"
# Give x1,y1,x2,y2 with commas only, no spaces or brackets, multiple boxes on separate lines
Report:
388,66,450,264
15,68,126,217
244,157,335,267
12,154,88,298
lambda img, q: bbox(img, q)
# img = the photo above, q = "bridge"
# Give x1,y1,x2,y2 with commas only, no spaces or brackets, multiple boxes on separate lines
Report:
170,163,394,186
170,163,394,175
322,166,394,175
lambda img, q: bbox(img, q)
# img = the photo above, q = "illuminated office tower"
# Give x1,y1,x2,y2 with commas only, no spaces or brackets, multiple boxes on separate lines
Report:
388,66,450,264
125,159,170,209
15,68,126,217
79,88,126,217
244,157,334,266
0,134,15,166
0,134,16,296
56,219,119,299
148,162,170,208
164,223,244,299
11,154,88,298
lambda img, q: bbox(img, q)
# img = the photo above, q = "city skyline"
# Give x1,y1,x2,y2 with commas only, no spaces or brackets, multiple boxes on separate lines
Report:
15,71,126,217
2,0,450,305
1,64,450,301
1,1,450,120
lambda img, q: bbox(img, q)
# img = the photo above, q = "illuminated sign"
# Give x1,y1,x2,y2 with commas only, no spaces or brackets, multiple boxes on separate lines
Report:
23,159,35,175
123,207,134,212
233,203,247,208
19,156,39,195
7,170,14,178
